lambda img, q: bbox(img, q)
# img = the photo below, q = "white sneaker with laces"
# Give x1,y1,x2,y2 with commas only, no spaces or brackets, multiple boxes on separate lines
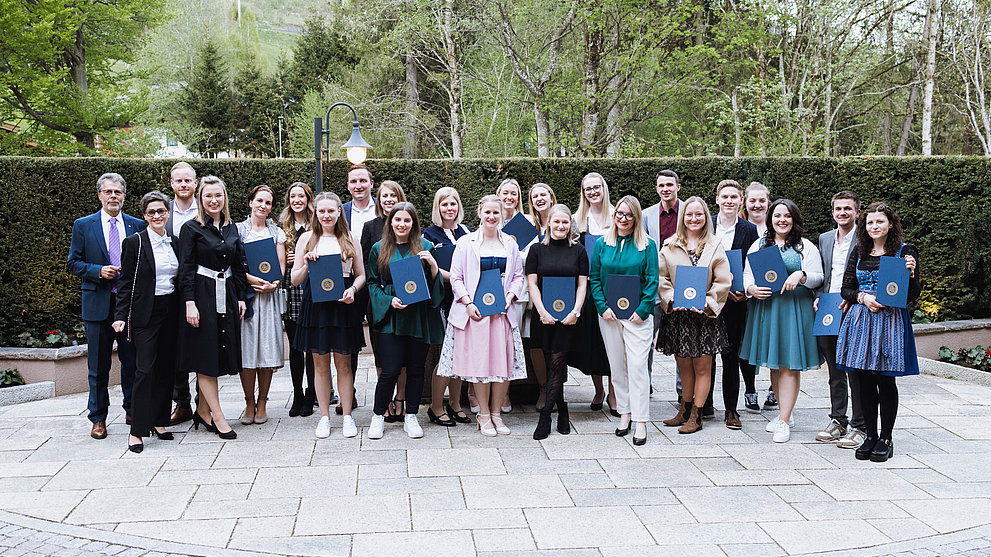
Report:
836,428,866,449
368,414,385,439
404,414,423,438
315,416,331,439
816,419,846,442
765,417,782,433
341,415,358,438
773,422,791,443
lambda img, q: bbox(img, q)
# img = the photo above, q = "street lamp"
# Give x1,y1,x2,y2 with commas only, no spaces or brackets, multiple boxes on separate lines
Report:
314,102,372,192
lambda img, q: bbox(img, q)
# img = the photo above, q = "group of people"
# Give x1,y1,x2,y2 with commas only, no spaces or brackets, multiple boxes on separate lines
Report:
68,163,919,461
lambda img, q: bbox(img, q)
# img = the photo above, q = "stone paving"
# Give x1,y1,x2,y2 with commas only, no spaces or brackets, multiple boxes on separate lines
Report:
2,353,991,556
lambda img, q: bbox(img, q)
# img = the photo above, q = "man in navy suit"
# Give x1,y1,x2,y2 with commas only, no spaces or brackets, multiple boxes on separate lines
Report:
67,173,145,439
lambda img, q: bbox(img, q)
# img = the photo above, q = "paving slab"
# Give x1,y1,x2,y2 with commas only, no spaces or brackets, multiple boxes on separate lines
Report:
461,475,572,509
524,506,654,549
65,486,196,524
407,447,506,477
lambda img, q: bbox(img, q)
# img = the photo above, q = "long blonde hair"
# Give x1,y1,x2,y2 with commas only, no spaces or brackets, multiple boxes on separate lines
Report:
604,196,648,251
527,182,557,230
574,172,613,233
279,182,314,249
669,196,714,255
305,192,356,263
194,176,232,226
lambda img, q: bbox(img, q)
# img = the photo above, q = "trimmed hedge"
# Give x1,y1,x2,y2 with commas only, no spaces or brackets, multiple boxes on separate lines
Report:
1,156,988,346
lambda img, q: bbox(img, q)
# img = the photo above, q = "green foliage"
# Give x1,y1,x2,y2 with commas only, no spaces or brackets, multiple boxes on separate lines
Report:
0,155,989,346
181,40,236,157
0,369,25,388
939,345,991,372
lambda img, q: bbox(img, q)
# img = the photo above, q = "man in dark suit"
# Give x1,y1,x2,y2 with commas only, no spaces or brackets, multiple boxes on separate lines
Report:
814,191,865,449
165,162,198,425
67,173,145,439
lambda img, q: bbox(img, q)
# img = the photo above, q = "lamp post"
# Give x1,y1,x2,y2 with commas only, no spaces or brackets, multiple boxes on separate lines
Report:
277,115,283,159
314,102,372,193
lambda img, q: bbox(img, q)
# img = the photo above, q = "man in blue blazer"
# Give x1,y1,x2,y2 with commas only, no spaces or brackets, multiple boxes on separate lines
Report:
67,173,145,439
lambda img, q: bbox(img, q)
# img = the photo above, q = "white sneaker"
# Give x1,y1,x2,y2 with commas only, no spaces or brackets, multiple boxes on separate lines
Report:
315,416,331,439
368,414,385,439
341,415,358,438
765,417,782,433
773,422,791,443
404,414,423,438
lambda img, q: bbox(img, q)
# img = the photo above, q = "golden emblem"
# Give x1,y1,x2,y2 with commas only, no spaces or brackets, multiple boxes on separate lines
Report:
764,270,777,283
321,278,334,291
482,293,496,305
405,280,417,294
617,297,630,311
684,287,697,300
822,314,834,326
258,261,271,274
552,299,566,313
886,282,898,296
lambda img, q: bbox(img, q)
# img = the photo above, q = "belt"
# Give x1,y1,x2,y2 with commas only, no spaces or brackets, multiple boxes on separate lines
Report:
196,265,232,313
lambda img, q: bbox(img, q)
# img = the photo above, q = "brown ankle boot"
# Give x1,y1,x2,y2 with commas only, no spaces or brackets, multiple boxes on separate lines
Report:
663,401,691,427
678,406,703,434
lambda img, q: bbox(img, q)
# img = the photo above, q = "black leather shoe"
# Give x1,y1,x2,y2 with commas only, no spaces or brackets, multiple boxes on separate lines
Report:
428,408,456,427
870,438,893,462
149,429,174,441
446,404,471,424
855,437,878,460
615,421,631,437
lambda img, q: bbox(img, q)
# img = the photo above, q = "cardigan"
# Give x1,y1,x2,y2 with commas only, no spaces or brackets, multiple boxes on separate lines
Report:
447,229,526,330
742,237,824,295
657,237,732,318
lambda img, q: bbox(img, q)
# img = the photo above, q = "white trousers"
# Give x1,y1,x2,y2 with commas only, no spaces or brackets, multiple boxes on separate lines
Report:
598,315,653,422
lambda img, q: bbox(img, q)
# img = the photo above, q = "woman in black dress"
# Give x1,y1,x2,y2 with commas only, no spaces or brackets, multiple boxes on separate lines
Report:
178,176,248,440
112,191,180,453
525,204,588,439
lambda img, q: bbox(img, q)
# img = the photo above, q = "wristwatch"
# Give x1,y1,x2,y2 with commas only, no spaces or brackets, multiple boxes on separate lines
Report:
571,310,581,318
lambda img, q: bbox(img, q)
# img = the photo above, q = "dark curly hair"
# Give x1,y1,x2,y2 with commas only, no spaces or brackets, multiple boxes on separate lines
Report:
855,202,903,256
762,198,805,252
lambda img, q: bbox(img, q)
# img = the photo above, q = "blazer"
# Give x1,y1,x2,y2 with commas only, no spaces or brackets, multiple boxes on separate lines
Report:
657,238,732,318
67,210,145,321
643,199,682,252
114,229,180,333
447,230,526,330
817,227,856,295
342,198,377,227
742,237,825,295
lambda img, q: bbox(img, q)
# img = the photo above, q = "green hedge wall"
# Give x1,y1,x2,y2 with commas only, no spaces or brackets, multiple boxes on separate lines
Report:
1,156,988,346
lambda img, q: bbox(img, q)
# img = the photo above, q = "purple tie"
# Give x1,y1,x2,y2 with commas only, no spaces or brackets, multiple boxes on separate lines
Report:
109,217,121,293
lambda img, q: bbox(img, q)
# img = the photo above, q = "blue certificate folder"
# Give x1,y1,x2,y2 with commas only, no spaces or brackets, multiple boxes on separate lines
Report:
542,277,575,321
747,246,788,292
673,265,708,311
243,239,282,282
475,268,506,317
813,292,844,336
726,249,744,292
877,256,909,308
308,255,345,303
433,244,456,272
584,234,602,262
607,274,640,320
502,212,539,249
390,255,430,305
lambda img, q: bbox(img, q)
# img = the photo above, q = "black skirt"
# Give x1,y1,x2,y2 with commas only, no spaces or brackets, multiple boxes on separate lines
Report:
565,289,612,376
293,277,365,355
178,275,242,377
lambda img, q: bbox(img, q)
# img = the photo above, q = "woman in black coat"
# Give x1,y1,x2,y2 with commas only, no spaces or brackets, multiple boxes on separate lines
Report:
178,176,248,440
112,191,180,453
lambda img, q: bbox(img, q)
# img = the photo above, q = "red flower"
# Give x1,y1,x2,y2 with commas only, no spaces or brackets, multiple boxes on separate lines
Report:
986,348,990,357
46,329,57,335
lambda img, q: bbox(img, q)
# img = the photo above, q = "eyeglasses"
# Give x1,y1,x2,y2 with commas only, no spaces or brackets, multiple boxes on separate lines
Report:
614,211,634,221
144,209,168,217
583,184,602,193
101,189,124,197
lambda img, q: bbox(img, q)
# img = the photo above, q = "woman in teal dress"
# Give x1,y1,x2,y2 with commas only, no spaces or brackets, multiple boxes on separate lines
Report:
741,198,824,443
366,202,446,440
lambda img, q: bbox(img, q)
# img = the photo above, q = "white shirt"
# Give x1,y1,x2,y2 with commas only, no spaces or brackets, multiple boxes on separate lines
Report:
347,200,376,238
829,225,856,294
149,230,179,295
754,222,767,238
715,216,737,252
101,209,126,257
171,198,198,237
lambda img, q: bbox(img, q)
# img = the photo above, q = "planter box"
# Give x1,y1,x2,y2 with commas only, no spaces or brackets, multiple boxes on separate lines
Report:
0,381,56,406
913,318,991,360
919,357,991,387
0,345,122,397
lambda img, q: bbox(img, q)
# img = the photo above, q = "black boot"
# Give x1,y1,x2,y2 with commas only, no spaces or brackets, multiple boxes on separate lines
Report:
288,393,304,417
299,390,315,417
556,401,570,435
533,409,552,440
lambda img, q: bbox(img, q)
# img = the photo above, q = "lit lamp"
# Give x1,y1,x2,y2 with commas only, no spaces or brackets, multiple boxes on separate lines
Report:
314,102,372,192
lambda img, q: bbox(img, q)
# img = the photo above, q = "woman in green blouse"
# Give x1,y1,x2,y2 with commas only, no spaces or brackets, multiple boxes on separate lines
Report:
589,195,660,446
366,203,446,440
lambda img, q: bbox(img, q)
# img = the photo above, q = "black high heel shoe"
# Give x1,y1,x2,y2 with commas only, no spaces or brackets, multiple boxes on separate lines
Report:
428,408,456,427
214,421,237,440
632,422,647,446
446,403,472,424
150,428,174,441
127,441,144,454
192,412,217,433
615,417,631,437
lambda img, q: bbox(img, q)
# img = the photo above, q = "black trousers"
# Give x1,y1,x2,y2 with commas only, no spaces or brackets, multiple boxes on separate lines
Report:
859,372,898,440
374,333,428,416
130,295,178,437
284,320,316,398
711,300,756,412
818,334,865,430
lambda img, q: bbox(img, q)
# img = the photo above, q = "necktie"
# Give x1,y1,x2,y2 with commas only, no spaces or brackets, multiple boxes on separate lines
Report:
109,217,121,293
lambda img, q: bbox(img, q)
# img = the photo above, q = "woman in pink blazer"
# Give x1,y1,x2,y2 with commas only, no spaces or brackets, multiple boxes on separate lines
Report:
438,195,527,436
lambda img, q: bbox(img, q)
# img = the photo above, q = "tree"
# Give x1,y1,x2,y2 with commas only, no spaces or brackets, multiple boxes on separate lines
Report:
278,17,359,116
0,0,165,150
233,55,279,157
181,40,235,157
